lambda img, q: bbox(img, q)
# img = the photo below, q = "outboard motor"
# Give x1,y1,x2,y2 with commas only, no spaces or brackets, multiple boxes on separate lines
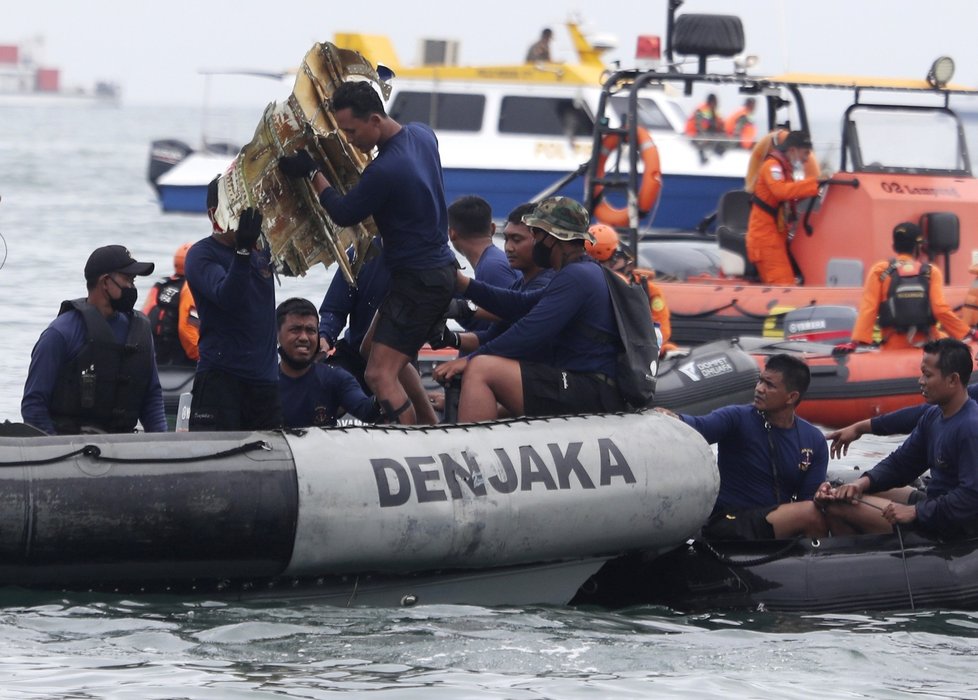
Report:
147,139,193,191
782,305,857,343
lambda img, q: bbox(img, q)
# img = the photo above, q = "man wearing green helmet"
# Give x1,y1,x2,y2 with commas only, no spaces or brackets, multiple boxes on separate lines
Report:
433,196,625,420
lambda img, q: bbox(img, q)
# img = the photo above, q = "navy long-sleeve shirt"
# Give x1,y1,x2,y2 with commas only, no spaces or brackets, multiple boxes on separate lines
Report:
319,241,390,351
474,269,555,359
279,363,376,428
864,399,978,535
464,257,618,376
460,245,521,332
22,310,167,434
681,404,828,512
318,123,455,272
184,236,277,383
871,383,978,435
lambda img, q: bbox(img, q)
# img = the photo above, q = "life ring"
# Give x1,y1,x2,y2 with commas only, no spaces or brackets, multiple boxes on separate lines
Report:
593,127,662,228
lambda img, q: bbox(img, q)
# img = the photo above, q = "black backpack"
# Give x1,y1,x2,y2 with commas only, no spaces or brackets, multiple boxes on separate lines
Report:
600,267,659,409
877,260,935,331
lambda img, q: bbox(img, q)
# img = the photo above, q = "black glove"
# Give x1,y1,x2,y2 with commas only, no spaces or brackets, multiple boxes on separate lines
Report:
235,208,263,252
444,298,476,325
278,150,319,179
428,326,461,350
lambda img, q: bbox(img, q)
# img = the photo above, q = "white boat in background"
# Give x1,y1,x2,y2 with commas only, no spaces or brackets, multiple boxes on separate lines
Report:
0,38,119,107
148,21,750,227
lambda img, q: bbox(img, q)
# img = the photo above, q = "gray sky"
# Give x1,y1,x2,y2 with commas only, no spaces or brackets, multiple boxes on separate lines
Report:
5,0,978,108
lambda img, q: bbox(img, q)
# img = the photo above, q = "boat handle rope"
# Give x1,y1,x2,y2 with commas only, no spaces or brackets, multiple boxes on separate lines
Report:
672,300,801,321
0,439,271,468
853,497,916,611
692,537,801,567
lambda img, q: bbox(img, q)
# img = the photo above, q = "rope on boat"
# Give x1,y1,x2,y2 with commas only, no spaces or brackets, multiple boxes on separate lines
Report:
693,537,802,567
0,440,270,467
671,301,808,321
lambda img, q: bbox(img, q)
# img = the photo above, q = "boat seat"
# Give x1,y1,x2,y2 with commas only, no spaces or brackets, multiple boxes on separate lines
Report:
715,190,757,279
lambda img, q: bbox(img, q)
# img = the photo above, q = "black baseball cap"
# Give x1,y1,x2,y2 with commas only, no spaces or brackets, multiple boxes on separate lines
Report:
780,130,813,150
893,221,923,247
84,245,155,283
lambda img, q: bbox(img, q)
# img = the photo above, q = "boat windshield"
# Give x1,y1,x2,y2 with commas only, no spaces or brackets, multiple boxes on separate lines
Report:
846,106,970,175
608,96,676,131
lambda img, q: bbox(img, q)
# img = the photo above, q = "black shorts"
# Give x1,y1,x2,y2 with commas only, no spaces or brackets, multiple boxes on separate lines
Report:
189,369,283,431
702,506,778,540
373,265,456,357
520,361,625,417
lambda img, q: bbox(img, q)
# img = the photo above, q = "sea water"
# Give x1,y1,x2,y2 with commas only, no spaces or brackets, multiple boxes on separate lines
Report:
0,104,977,699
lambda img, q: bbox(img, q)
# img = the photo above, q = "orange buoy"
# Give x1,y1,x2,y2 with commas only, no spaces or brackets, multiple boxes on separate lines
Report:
594,127,662,227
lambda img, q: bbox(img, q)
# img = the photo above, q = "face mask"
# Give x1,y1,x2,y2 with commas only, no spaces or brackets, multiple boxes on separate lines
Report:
532,237,554,269
109,286,138,314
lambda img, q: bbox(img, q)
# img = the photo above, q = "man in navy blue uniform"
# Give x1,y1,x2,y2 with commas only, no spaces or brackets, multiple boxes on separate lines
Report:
816,338,978,539
318,238,389,388
432,196,623,421
827,383,978,458
22,245,166,435
432,202,554,358
184,178,281,431
659,353,829,539
279,80,456,425
446,195,519,332
276,298,379,428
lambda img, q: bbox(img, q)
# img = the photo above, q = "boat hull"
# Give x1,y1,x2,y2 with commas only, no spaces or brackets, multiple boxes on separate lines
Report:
157,164,741,229
659,280,972,347
575,533,978,613
0,413,718,603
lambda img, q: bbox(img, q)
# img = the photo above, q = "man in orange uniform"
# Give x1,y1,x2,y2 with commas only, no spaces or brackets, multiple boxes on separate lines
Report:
585,224,675,355
745,130,821,285
685,94,724,164
835,222,973,353
724,97,757,149
141,242,199,364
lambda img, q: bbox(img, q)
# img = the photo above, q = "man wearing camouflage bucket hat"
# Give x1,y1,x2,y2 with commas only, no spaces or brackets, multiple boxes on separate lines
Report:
433,196,625,420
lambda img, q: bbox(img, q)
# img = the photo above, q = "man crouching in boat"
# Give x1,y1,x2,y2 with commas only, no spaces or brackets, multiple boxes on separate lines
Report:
657,354,829,539
431,196,624,421
21,245,167,435
816,338,978,540
276,297,380,428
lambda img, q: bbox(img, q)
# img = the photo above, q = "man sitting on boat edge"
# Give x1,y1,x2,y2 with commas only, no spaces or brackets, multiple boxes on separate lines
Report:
431,196,624,421
816,338,978,540
656,353,829,540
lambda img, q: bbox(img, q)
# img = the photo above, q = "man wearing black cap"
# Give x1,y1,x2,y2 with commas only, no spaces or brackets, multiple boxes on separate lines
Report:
745,130,821,285
21,245,167,435
835,221,973,353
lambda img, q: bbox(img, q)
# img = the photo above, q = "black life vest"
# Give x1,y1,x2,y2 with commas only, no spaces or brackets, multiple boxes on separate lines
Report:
877,259,935,331
49,299,155,434
146,277,192,365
